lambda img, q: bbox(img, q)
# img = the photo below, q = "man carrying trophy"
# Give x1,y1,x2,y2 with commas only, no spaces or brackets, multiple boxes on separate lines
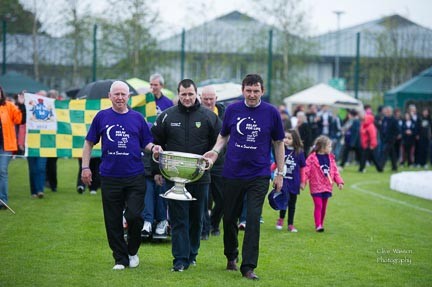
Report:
151,79,222,272
204,74,285,280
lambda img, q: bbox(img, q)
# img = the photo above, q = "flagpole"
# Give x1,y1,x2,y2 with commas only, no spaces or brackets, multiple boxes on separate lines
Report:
0,199,16,214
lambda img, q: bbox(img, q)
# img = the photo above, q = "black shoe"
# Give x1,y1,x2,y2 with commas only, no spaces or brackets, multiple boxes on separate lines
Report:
77,186,85,194
226,259,238,271
200,233,209,240
242,270,259,280
211,228,220,236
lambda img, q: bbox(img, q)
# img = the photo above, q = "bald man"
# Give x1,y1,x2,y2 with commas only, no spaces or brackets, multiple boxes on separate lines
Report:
81,81,162,270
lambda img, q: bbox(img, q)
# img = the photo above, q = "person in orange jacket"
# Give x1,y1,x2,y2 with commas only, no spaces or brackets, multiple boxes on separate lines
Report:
0,87,25,210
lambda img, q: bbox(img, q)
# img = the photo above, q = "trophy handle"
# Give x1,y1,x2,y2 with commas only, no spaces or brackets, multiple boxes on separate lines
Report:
202,157,213,170
152,152,159,163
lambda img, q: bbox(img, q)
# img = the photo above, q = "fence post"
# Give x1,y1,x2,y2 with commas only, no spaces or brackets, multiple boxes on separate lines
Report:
92,24,97,82
180,29,185,80
354,32,360,99
267,29,273,102
2,19,6,75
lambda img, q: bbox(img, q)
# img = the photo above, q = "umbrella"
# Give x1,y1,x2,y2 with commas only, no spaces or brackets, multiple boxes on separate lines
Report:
76,79,138,99
126,77,175,99
197,80,242,102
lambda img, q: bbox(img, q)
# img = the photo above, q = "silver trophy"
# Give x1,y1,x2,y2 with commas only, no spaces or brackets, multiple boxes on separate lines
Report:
153,151,213,201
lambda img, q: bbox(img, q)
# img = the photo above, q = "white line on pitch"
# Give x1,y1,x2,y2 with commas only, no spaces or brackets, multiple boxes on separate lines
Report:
350,181,432,215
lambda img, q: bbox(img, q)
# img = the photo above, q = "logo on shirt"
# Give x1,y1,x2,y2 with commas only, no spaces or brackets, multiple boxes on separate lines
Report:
195,122,202,128
171,122,181,127
236,117,261,142
106,124,130,153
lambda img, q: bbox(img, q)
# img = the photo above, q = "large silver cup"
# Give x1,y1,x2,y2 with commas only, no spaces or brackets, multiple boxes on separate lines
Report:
153,151,213,201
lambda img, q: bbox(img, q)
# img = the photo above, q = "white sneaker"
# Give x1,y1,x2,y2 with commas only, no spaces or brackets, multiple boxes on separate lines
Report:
129,254,139,268
90,190,97,195
155,220,168,235
113,264,125,270
141,221,152,237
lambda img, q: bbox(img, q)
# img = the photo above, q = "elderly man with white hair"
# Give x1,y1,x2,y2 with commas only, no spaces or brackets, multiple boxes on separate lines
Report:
81,81,162,270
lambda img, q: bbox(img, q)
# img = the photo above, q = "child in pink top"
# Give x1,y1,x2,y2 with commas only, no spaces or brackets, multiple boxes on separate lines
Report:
301,135,344,232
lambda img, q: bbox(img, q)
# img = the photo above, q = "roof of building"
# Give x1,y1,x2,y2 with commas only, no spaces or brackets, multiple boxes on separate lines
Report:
311,14,432,58
157,11,279,54
0,34,119,67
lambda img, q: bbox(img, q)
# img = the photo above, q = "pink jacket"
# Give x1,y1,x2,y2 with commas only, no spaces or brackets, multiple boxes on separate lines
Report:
302,152,344,194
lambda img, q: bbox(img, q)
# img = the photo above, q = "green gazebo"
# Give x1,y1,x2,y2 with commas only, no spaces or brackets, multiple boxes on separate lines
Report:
384,67,432,111
0,71,50,95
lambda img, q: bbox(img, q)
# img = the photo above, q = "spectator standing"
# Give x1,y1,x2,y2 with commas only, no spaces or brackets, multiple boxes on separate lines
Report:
46,89,60,192
0,87,25,209
379,106,400,171
200,85,226,238
141,73,173,239
296,111,312,155
400,112,418,167
359,113,382,172
339,110,361,169
417,108,431,168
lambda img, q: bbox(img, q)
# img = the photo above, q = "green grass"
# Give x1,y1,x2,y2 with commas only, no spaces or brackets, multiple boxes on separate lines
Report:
1,158,432,286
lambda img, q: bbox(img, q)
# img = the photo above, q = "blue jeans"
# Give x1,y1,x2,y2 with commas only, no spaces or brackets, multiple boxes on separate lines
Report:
27,157,47,195
141,178,167,222
0,148,12,204
167,182,209,267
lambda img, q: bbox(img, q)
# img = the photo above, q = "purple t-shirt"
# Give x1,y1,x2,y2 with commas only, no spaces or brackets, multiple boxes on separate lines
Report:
155,95,173,115
282,147,306,194
221,100,284,179
86,108,153,177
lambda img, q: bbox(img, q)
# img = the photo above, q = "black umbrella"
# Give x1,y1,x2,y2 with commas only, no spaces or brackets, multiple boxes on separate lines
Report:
76,79,138,99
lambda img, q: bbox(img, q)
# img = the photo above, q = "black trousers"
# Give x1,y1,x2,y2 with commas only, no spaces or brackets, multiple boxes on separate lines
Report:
339,145,361,167
46,157,58,191
279,192,298,225
222,177,269,275
100,174,145,266
380,141,398,170
77,158,101,191
359,147,382,172
210,174,224,230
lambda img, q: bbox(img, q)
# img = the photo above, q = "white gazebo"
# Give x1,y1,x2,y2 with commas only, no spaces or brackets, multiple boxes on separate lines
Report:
284,83,363,114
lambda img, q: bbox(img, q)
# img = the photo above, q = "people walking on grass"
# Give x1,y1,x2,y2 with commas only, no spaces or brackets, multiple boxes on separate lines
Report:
81,81,160,270
204,74,285,280
151,79,221,272
274,129,306,232
301,135,344,232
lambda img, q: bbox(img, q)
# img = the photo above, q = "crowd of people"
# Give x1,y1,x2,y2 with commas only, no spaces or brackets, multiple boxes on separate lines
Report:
1,72,431,280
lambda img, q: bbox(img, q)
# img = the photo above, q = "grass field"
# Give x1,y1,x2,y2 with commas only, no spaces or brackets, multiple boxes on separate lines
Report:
1,158,432,287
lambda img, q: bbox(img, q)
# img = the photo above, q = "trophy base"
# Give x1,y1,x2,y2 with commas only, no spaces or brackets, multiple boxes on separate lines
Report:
160,184,196,201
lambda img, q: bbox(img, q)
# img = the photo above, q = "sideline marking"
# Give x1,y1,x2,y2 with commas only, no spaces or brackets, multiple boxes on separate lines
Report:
351,181,432,215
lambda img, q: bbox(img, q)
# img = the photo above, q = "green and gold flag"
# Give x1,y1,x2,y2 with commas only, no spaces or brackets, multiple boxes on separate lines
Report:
25,93,157,158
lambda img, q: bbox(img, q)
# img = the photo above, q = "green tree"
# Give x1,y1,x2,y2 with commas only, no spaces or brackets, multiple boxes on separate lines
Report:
0,0,41,34
251,0,317,104
97,0,159,79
